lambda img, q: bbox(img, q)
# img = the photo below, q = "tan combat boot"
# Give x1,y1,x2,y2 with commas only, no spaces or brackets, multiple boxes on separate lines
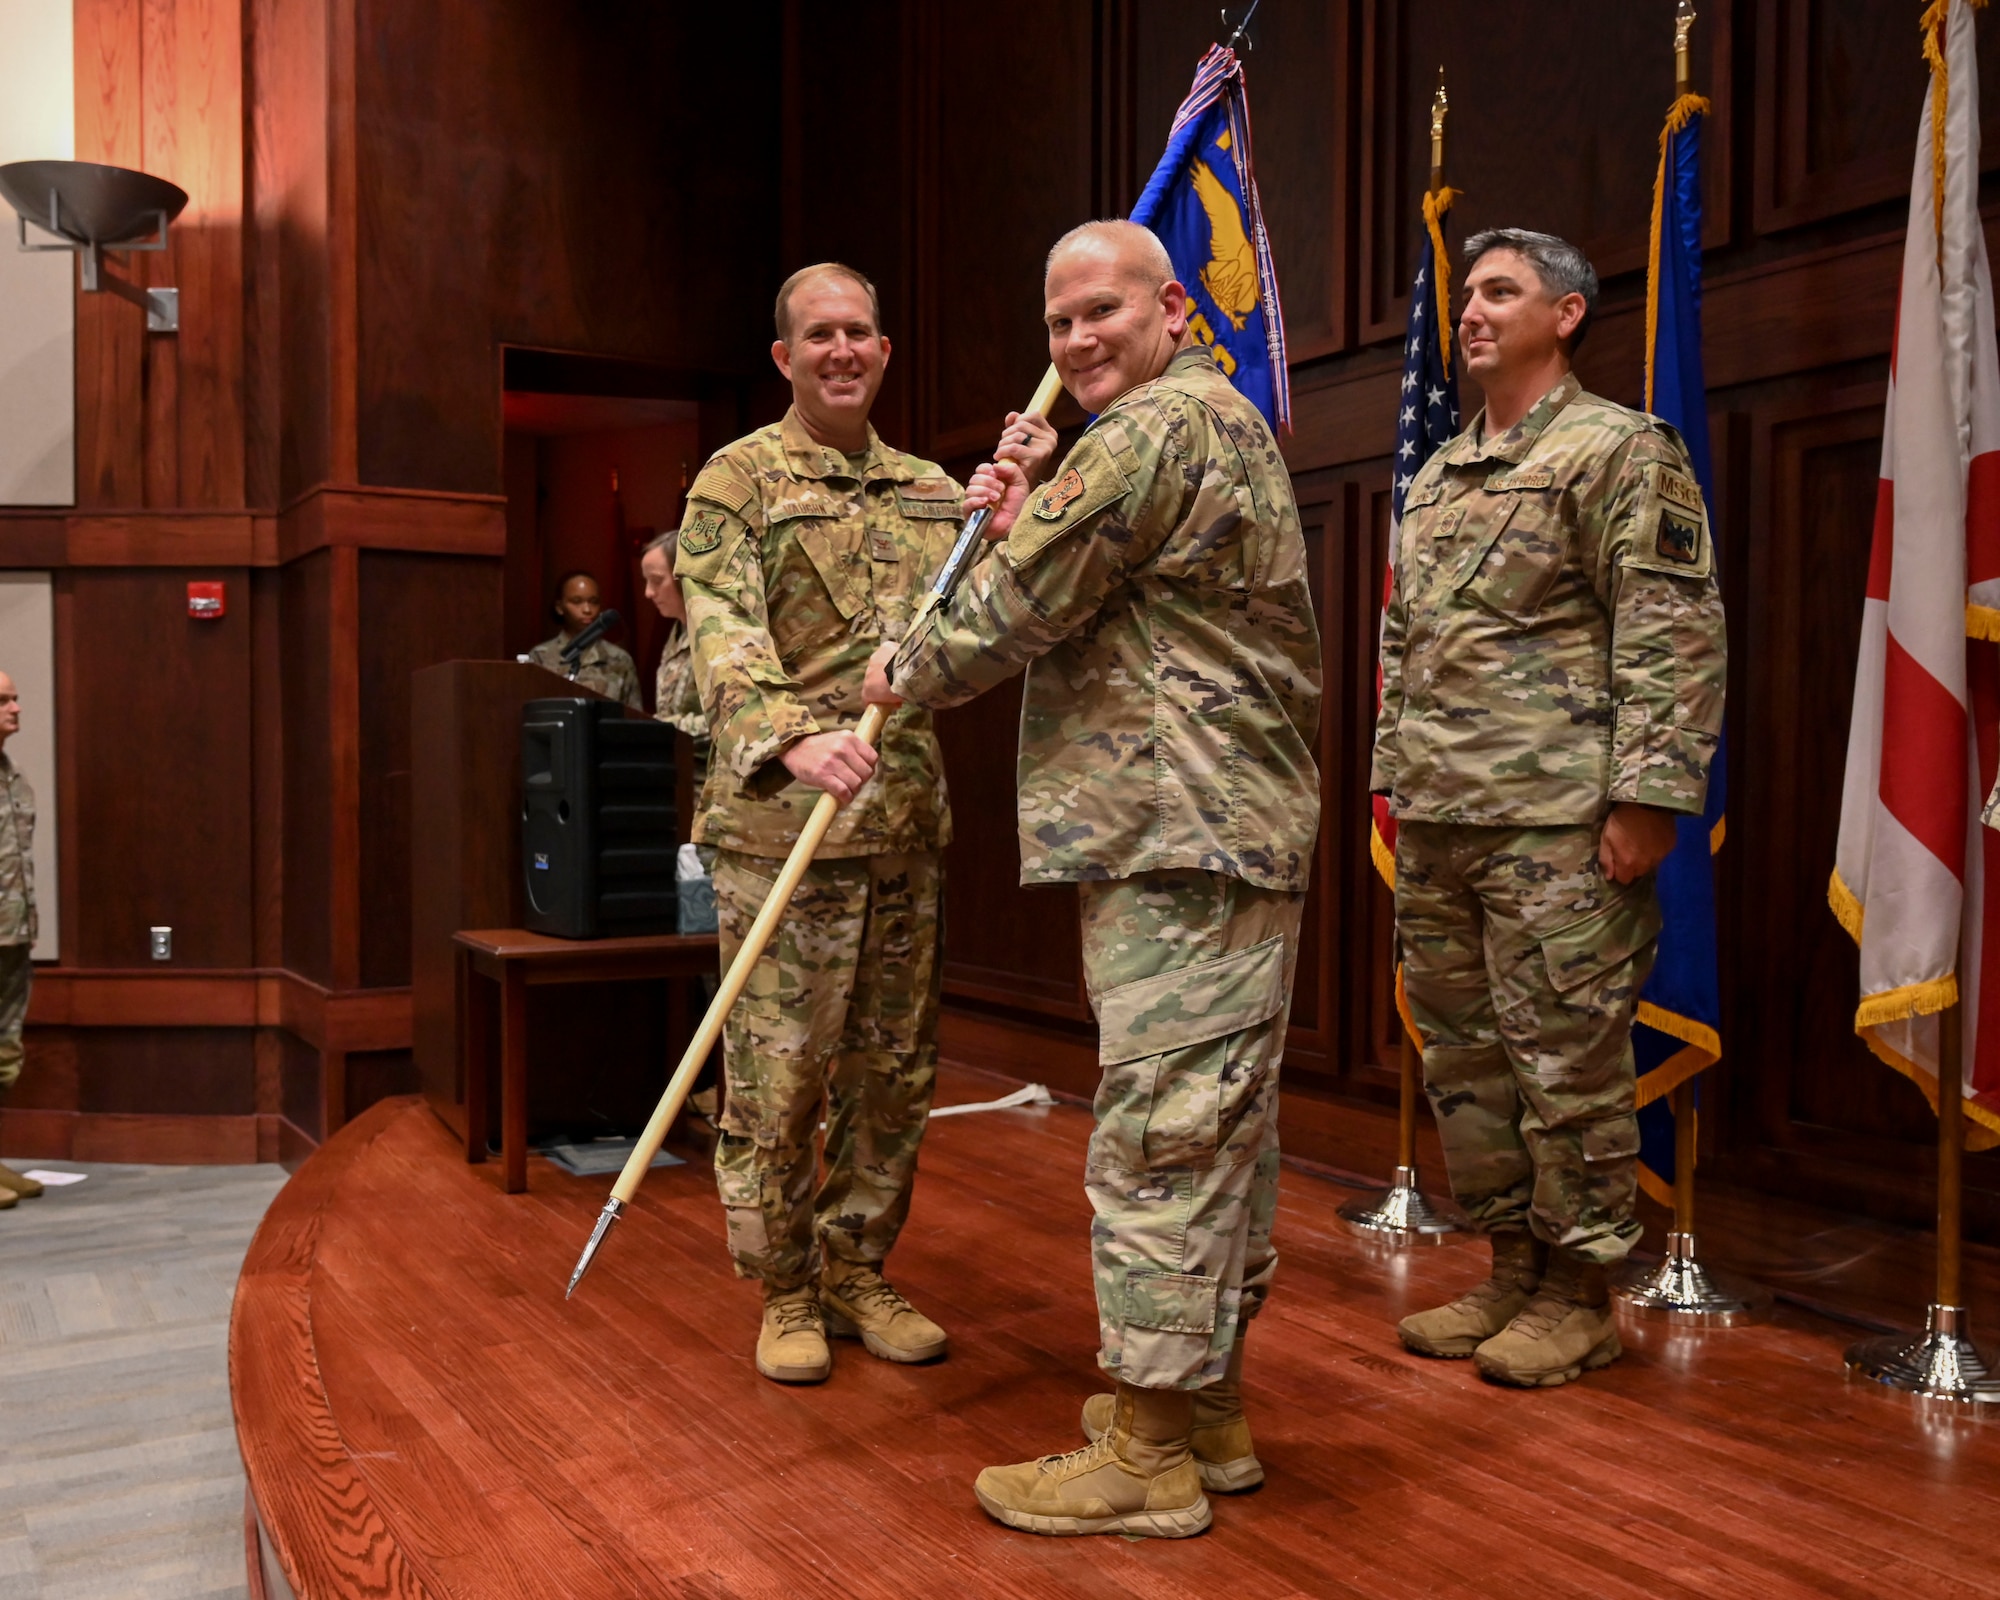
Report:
819,1258,948,1363
0,1186,15,1211
0,1163,43,1199
974,1383,1211,1538
1472,1249,1622,1387
1080,1335,1262,1491
1397,1232,1548,1358
756,1285,832,1384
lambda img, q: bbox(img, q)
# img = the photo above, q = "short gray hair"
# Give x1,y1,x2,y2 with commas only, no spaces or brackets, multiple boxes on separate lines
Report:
1463,228,1599,351
1046,220,1176,289
774,262,882,343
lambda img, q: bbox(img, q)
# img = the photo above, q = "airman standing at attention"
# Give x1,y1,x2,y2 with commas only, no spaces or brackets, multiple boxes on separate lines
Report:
870,220,1321,1539
1374,228,1726,1388
528,571,643,709
0,670,44,1212
675,262,1053,1385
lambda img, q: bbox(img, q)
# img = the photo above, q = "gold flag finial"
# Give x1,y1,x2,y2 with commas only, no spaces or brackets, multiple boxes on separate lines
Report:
1675,1,1697,98
1429,67,1448,191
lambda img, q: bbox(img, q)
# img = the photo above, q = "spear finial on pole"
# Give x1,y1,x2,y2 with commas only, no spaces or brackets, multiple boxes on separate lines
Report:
1675,0,1697,99
1429,67,1449,194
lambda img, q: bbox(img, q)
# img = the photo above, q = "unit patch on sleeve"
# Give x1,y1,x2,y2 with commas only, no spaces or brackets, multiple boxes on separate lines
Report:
680,510,726,556
1656,509,1702,565
1034,467,1087,521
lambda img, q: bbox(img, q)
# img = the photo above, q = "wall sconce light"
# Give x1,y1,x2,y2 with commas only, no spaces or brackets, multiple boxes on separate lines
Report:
0,159,187,333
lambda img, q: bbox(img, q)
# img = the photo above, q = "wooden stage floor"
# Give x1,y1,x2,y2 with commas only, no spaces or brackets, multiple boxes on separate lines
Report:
233,1069,2000,1600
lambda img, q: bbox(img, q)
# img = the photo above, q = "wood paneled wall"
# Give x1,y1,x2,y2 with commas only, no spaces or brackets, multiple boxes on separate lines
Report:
879,0,2000,1238
4,0,1994,1242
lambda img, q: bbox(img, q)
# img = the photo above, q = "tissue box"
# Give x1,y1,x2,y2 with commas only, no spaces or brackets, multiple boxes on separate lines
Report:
676,843,719,935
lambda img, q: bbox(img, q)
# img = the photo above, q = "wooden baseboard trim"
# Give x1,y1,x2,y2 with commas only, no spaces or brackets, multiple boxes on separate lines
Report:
0,1108,314,1166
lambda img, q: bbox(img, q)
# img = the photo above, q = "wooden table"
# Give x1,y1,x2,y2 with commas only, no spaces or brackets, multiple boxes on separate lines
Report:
452,927,720,1192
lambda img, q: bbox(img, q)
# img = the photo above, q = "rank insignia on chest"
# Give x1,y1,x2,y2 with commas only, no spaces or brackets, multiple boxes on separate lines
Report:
1434,507,1466,540
680,510,725,555
1656,509,1702,564
1034,467,1087,521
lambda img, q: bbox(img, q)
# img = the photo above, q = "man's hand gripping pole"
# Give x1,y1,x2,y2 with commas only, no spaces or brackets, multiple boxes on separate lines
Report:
565,364,1064,1299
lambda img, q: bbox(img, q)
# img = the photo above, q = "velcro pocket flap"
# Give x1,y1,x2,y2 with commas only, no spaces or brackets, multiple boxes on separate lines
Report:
1097,935,1289,1066
1537,891,1657,994
772,493,867,621
1008,429,1132,565
1122,1269,1218,1334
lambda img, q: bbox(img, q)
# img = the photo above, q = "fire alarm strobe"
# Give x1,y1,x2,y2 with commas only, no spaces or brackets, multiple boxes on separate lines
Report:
187,581,224,619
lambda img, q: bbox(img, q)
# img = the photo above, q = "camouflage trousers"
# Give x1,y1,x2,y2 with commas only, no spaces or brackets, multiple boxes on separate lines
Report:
1081,870,1303,1391
1395,822,1662,1265
0,942,25,1091
711,848,942,1292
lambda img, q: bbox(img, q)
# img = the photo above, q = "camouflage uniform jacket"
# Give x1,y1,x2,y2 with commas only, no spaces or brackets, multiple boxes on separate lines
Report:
676,407,962,859
527,634,643,710
0,752,35,946
1371,373,1726,823
653,620,707,738
892,346,1323,890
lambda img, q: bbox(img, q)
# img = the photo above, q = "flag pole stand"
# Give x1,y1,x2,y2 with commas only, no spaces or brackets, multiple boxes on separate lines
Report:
1846,997,2000,1410
1613,1078,1771,1324
1338,1030,1463,1244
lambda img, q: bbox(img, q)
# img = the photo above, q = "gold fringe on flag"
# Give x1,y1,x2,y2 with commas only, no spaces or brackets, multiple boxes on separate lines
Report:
1643,93,1712,413
1968,601,2000,640
1422,186,1460,378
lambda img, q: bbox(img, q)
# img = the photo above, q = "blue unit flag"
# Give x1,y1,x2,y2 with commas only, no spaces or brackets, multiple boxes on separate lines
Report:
1129,45,1290,431
1635,93,1726,1205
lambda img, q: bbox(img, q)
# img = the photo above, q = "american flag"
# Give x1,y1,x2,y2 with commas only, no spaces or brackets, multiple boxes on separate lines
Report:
1373,201,1463,891
1391,229,1461,523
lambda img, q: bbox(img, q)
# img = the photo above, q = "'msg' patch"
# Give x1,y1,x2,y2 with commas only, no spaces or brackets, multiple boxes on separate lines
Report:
680,510,725,555
1034,467,1087,521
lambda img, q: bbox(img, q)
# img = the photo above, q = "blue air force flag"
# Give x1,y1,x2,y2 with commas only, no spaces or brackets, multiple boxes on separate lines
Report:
1129,45,1290,430
1635,93,1726,1203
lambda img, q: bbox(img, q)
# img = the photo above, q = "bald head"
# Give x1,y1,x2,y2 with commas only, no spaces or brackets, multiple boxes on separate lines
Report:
1042,221,1190,414
1045,220,1176,292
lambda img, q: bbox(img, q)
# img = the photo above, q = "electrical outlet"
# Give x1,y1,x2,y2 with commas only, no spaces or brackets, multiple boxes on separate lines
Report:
149,926,172,961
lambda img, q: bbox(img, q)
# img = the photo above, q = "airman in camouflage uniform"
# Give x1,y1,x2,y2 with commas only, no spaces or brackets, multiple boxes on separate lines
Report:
529,570,643,709
675,262,991,1385
526,634,642,710
0,671,44,1210
1373,229,1726,1388
879,221,1320,1538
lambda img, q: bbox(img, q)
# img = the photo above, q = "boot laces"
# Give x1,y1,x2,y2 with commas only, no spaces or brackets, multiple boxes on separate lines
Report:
769,1291,822,1333
835,1266,911,1316
1038,1433,1117,1477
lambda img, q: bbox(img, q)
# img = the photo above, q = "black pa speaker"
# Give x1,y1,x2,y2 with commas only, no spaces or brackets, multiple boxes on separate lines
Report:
521,698,678,937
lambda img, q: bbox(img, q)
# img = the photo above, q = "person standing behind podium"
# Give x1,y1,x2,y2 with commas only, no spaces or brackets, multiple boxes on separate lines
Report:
528,571,642,709
0,671,44,1213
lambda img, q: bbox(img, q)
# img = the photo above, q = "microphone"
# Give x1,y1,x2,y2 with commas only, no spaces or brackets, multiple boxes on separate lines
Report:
560,608,621,666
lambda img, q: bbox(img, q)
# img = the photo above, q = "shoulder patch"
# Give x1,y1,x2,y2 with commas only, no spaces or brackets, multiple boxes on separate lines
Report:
680,510,726,555
689,463,753,516
1007,432,1133,564
1623,458,1713,579
1034,468,1087,520
1655,464,1703,517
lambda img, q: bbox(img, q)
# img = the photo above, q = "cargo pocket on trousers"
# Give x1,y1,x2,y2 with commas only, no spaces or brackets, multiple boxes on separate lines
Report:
1529,887,1662,1088
1122,1269,1219,1335
1097,936,1289,1169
